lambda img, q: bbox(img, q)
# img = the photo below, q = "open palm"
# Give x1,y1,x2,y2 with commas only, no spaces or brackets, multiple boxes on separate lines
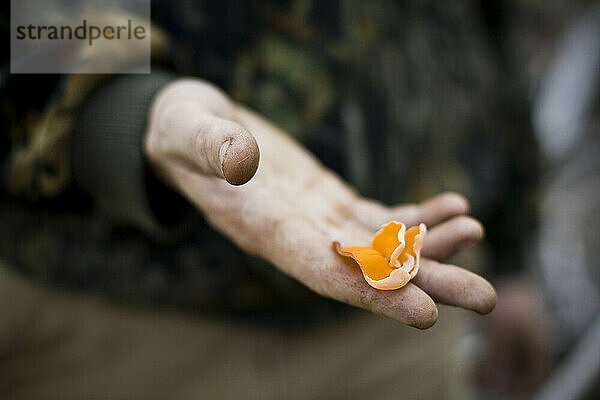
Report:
145,79,496,329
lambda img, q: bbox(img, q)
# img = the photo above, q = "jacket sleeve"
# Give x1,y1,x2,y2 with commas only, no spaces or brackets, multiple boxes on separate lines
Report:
71,69,193,237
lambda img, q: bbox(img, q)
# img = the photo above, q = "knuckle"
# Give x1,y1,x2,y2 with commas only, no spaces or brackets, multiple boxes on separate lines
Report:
178,79,233,112
442,192,470,214
191,117,227,157
143,129,160,157
454,215,484,237
403,204,420,222
157,78,234,117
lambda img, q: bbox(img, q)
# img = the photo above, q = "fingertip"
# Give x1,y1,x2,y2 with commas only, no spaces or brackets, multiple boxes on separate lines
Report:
441,192,470,215
474,219,486,240
456,215,485,242
403,293,438,329
474,280,497,315
221,130,260,185
411,302,438,330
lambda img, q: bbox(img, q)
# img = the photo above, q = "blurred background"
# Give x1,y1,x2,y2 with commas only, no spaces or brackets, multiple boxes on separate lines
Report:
0,0,599,399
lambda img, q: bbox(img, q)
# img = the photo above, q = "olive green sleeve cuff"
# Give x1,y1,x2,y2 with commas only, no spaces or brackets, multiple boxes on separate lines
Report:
71,69,191,237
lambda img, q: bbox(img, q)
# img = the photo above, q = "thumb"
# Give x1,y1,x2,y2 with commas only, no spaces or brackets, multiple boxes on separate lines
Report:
155,102,260,185
217,122,260,185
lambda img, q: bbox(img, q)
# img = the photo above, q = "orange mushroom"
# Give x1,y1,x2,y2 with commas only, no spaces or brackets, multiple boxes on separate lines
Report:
333,222,427,290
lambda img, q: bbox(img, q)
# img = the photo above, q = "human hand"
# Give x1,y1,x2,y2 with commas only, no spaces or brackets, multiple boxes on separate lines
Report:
144,79,496,329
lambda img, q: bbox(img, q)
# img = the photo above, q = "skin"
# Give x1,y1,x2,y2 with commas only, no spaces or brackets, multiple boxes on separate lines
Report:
144,79,497,329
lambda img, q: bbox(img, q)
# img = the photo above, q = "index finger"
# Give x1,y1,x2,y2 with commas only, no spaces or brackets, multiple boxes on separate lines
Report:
353,192,470,230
